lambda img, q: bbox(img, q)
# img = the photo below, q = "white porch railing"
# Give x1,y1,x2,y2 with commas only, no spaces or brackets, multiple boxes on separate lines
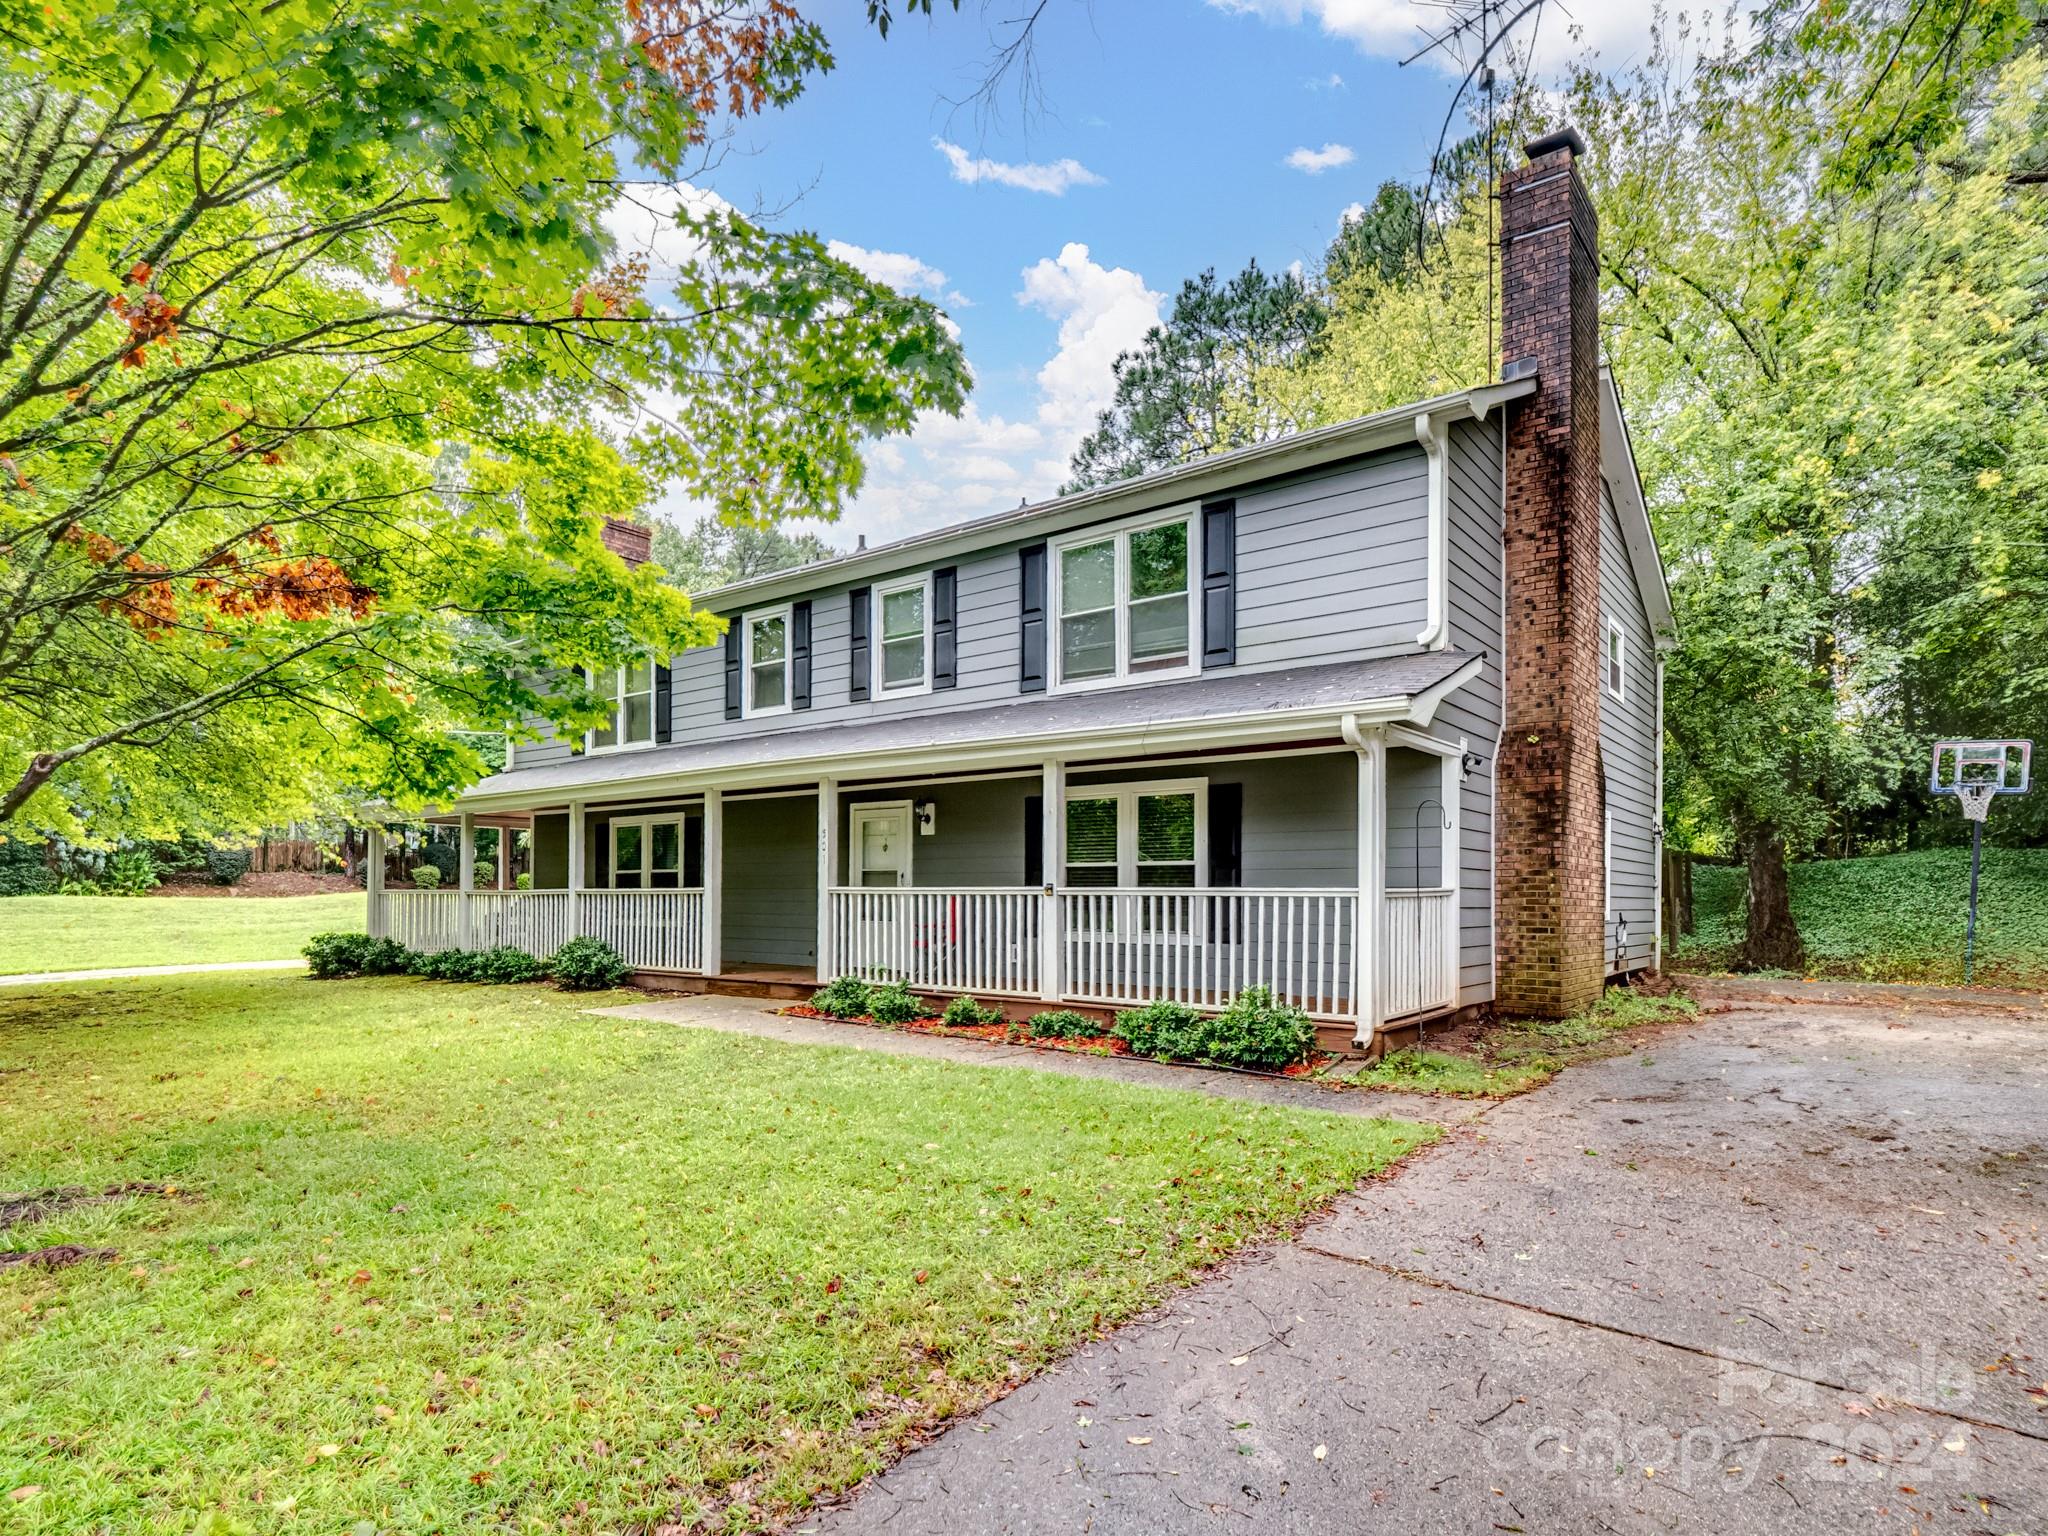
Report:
379,889,463,953
1060,889,1357,1019
469,890,572,957
1381,888,1456,1020
828,887,1041,997
579,889,706,973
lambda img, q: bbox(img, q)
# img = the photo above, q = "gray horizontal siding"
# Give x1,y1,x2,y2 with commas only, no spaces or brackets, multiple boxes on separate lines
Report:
1600,479,1660,974
724,794,817,967
1384,746,1445,889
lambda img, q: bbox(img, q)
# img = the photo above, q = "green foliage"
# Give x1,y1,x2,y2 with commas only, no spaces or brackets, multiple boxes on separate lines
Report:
102,848,160,897
0,837,55,897
810,975,874,1019
409,866,443,891
0,970,1431,1532
1065,261,1325,492
473,946,550,985
303,932,410,981
0,0,967,842
650,515,840,595
941,994,1004,1027
473,859,497,888
1679,849,2048,984
204,847,251,888
1346,1048,1550,1099
1111,999,1201,1055
548,937,630,992
514,872,533,891
864,980,929,1025
1027,1009,1103,1041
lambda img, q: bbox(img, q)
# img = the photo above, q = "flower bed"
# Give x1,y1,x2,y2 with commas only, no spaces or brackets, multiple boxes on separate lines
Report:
781,1003,1133,1057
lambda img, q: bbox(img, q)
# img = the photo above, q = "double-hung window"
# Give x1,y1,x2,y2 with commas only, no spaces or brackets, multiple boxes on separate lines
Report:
1061,779,1206,889
744,606,791,718
1605,618,1626,700
874,574,931,696
611,816,685,890
1052,511,1195,689
588,659,654,752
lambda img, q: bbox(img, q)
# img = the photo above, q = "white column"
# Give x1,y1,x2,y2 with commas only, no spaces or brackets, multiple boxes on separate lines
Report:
1354,730,1386,1043
1440,746,1463,1009
1039,759,1064,1001
566,800,585,939
496,829,509,891
457,811,475,950
701,789,723,977
366,828,385,938
816,777,839,979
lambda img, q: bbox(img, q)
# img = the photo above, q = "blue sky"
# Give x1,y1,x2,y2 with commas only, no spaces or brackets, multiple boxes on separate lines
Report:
621,0,1651,546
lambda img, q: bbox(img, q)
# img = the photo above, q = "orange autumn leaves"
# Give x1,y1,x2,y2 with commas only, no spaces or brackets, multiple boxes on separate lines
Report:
111,262,179,370
63,522,373,639
626,0,805,138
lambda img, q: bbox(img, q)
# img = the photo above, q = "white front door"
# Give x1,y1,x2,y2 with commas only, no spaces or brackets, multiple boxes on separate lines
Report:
851,804,912,888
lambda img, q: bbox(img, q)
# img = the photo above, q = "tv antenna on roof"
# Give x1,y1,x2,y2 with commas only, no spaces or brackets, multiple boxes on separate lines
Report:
1929,738,2032,983
1400,0,1551,370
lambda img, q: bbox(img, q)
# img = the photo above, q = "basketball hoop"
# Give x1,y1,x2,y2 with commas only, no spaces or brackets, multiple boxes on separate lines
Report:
1929,738,2032,983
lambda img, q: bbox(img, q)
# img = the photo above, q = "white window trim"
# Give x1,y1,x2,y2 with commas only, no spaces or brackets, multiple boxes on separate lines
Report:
1048,506,1202,695
608,813,689,890
1061,776,1208,888
872,572,934,699
741,604,793,720
849,799,916,887
584,658,657,756
1605,616,1627,702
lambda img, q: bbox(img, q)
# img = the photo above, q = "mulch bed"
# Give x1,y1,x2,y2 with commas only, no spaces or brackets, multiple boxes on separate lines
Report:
778,1006,1340,1079
0,1244,116,1272
0,1181,172,1230
156,872,359,898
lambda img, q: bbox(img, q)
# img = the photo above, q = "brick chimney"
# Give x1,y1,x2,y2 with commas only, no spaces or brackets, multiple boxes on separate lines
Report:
1494,127,1607,1018
600,515,652,568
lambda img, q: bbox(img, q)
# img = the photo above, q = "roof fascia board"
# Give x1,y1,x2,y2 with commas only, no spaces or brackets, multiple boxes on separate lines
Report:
694,381,1537,612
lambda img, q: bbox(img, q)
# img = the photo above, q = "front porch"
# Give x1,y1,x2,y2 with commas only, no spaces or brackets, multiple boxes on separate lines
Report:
374,733,1469,1045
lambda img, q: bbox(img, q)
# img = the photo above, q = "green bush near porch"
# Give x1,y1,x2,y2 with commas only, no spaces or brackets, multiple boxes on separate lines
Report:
1114,987,1318,1070
0,973,1433,1532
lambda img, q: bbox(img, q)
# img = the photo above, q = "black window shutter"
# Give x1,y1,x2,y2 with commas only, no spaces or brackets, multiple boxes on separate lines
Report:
848,587,871,703
1019,544,1047,693
933,567,958,690
791,600,812,710
722,623,741,720
1201,499,1236,669
568,665,587,755
1209,783,1243,886
654,662,672,743
1023,794,1043,886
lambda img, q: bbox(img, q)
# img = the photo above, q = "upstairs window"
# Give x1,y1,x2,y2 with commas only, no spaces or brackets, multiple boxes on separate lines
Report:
1605,618,1627,700
744,606,790,718
875,574,931,696
1053,513,1194,689
588,660,654,752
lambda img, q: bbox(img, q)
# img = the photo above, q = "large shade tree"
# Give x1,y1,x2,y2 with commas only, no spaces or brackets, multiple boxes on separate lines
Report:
0,0,967,840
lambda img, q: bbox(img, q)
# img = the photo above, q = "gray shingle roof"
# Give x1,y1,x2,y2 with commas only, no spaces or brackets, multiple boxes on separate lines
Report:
461,651,1478,807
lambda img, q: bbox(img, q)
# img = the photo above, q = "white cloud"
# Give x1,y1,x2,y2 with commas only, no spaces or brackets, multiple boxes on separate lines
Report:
825,240,950,296
1209,0,1659,77
1285,142,1355,175
933,138,1105,196
1017,243,1164,445
1306,71,1345,90
1339,200,1366,225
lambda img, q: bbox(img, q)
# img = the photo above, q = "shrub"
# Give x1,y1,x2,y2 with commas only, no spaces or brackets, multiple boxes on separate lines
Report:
809,975,872,1018
421,840,459,883
0,837,56,897
472,945,547,984
1199,986,1316,1069
204,846,251,887
864,980,927,1025
104,848,161,896
1112,999,1201,1057
410,865,442,890
549,936,629,990
474,858,497,887
942,994,1003,1027
304,932,409,979
1029,1008,1102,1040
514,872,533,891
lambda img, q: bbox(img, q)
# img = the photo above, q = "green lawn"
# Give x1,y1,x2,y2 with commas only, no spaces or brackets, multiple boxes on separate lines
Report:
0,974,1430,1533
1674,846,2048,985
0,893,362,975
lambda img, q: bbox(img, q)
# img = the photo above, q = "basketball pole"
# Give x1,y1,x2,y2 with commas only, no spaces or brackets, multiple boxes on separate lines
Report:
1966,813,1982,986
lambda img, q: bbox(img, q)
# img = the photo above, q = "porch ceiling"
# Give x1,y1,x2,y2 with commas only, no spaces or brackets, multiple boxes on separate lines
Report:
454,651,1481,814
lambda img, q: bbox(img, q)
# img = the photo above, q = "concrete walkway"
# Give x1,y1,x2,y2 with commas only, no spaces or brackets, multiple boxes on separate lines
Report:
591,994,1483,1126
812,997,2048,1534
0,958,306,988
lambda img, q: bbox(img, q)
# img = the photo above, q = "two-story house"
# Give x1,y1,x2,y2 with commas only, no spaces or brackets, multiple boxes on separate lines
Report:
367,129,1674,1049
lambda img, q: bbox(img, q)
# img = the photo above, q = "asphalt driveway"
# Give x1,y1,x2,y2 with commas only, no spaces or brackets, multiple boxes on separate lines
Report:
814,996,2047,1534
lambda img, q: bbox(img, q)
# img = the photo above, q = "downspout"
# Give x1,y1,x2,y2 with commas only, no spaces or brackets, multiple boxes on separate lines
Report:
1413,412,1451,651
1653,653,1667,973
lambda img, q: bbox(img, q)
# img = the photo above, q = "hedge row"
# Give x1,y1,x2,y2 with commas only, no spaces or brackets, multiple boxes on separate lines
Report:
303,931,629,990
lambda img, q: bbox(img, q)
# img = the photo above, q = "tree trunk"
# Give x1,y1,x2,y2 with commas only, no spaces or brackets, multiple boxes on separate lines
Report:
1739,828,1803,971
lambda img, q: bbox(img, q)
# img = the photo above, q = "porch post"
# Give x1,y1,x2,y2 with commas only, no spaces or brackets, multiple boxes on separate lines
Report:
366,828,385,938
701,789,723,977
457,811,475,950
1039,759,1064,1002
1353,729,1386,1043
496,829,509,891
1440,746,1463,1009
816,776,839,979
566,799,585,939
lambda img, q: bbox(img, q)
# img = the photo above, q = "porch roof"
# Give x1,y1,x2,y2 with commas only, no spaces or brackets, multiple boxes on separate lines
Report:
449,651,1481,815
